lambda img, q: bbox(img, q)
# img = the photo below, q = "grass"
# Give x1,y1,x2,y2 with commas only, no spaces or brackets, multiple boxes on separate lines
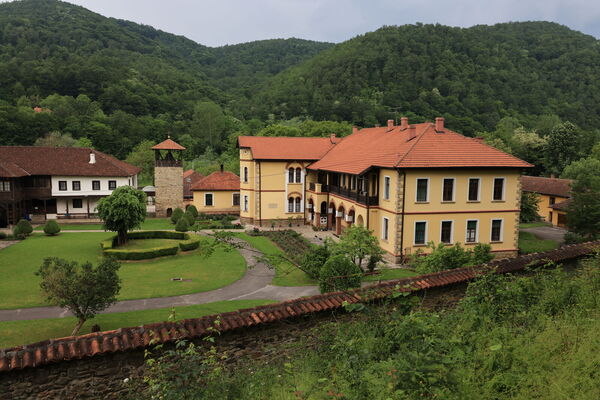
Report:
363,267,417,282
34,218,175,231
519,221,552,229
0,299,275,349
119,238,180,250
518,231,559,254
0,233,246,309
235,232,317,286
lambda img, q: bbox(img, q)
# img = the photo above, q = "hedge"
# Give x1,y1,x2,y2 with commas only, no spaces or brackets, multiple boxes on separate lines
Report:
101,231,201,260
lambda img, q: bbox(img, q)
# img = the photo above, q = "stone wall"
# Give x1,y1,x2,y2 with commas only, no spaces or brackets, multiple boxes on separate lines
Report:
154,166,183,217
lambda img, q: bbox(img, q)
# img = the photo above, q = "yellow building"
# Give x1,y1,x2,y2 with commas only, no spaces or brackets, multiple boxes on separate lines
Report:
521,176,572,227
191,168,240,215
239,118,532,261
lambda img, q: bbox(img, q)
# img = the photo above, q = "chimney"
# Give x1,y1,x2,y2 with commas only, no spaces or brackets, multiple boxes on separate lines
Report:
352,126,358,135
387,119,394,131
400,117,409,130
374,124,380,128
550,174,556,179
474,137,485,142
89,152,96,164
330,133,336,143
407,125,416,141
220,164,224,173
435,117,445,132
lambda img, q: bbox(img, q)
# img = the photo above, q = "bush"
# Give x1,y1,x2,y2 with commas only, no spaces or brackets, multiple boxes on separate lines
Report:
179,235,201,251
101,231,199,259
564,231,589,244
12,225,26,240
0,231,6,240
411,242,493,274
175,218,189,232
16,219,33,236
319,254,362,293
170,207,184,224
183,210,196,226
300,245,330,279
186,205,198,219
43,220,61,236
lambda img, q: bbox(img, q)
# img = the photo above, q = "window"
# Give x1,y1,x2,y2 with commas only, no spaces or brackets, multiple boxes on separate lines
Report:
493,178,505,201
442,178,454,202
92,180,100,191
72,181,81,191
243,195,249,212
233,193,240,206
382,217,389,241
466,220,478,243
243,167,248,183
288,197,294,213
0,181,10,192
295,197,301,213
441,221,453,244
205,193,213,206
108,180,117,190
384,176,390,200
295,168,302,183
72,199,83,209
416,178,429,202
414,221,427,245
288,168,295,183
549,197,556,205
491,219,503,242
58,181,67,191
468,178,480,201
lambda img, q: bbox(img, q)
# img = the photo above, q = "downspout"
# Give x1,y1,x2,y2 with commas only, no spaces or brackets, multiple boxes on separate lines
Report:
366,173,370,229
303,167,307,224
399,170,406,261
258,161,262,227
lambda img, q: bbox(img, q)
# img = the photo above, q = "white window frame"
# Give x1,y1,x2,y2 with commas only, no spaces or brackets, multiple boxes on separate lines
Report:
492,177,506,201
232,193,240,206
414,220,428,245
204,193,214,207
415,177,430,203
440,220,454,244
441,177,455,202
490,218,504,242
465,219,479,243
382,217,389,241
243,195,249,212
467,177,481,202
383,176,391,200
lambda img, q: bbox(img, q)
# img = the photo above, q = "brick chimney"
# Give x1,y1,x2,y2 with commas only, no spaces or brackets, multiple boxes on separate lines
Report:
387,119,394,131
330,133,336,143
220,164,224,173
400,117,409,130
407,125,416,141
435,117,445,132
89,152,96,164
352,126,358,134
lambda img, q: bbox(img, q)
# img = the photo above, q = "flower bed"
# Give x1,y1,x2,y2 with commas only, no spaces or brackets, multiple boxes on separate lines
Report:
101,231,201,260
260,230,313,264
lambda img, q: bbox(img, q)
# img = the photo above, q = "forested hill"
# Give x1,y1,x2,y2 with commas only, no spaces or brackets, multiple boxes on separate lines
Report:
250,22,600,135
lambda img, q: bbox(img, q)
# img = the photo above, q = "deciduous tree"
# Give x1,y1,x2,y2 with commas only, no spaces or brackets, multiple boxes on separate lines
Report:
97,186,146,245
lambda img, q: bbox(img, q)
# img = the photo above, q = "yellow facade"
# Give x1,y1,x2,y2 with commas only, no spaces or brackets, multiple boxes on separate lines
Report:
192,190,240,214
536,193,568,227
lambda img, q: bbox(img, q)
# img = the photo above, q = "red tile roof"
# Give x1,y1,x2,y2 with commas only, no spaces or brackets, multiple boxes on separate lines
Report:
151,138,186,151
191,170,240,191
1,240,598,373
0,146,141,178
238,136,340,160
309,122,532,174
183,170,204,198
551,198,572,211
521,176,572,198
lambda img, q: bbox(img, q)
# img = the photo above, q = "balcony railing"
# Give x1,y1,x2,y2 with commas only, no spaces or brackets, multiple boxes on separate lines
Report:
328,185,378,206
308,182,329,193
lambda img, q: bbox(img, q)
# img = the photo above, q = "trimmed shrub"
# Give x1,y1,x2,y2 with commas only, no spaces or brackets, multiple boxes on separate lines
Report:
319,254,362,293
300,245,330,279
564,232,589,245
179,235,201,251
12,225,26,240
101,231,199,260
183,210,196,226
0,231,6,240
170,207,184,224
43,220,61,236
16,219,33,236
175,218,189,232
104,245,179,260
186,205,198,219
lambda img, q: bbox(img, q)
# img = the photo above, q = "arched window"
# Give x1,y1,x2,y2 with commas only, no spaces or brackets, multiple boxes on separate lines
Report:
288,168,295,183
295,168,302,183
243,167,248,183
295,197,301,212
288,197,294,213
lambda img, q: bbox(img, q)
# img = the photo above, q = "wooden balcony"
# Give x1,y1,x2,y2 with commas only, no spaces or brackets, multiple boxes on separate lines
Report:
328,185,378,206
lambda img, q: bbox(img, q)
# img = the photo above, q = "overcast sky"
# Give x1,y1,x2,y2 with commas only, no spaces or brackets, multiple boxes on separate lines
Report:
46,0,600,46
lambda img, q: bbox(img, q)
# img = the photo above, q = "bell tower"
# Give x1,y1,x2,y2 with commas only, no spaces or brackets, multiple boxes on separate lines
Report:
152,137,185,217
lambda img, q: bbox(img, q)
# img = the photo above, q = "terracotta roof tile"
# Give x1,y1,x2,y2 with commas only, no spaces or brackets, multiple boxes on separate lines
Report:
521,175,572,198
0,146,141,178
191,170,240,191
183,170,204,198
551,198,571,211
238,136,340,160
151,139,186,151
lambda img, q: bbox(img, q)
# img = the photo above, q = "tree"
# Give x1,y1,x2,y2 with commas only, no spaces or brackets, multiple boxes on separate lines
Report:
332,226,384,271
411,242,493,274
190,102,226,150
175,218,189,232
544,122,583,176
34,131,77,147
562,158,600,238
300,245,331,279
125,140,156,186
319,255,363,293
96,186,146,245
43,220,61,236
36,257,121,335
171,207,184,224
520,191,541,223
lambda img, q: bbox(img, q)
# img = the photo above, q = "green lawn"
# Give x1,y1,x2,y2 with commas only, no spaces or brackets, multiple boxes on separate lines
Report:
119,238,180,250
0,299,275,349
0,233,246,309
235,233,317,286
519,221,552,229
518,231,559,254
34,217,175,231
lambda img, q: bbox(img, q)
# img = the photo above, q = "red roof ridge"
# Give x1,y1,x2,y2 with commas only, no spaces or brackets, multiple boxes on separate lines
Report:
393,123,431,168
151,138,186,151
462,133,535,168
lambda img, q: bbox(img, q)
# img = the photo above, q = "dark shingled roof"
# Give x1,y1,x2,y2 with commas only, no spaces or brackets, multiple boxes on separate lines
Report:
521,176,572,198
0,146,141,178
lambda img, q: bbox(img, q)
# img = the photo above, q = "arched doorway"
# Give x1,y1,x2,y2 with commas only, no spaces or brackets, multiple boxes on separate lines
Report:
347,209,355,226
166,208,173,217
356,214,364,227
308,198,315,223
0,205,7,228
329,201,336,231
336,205,345,235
